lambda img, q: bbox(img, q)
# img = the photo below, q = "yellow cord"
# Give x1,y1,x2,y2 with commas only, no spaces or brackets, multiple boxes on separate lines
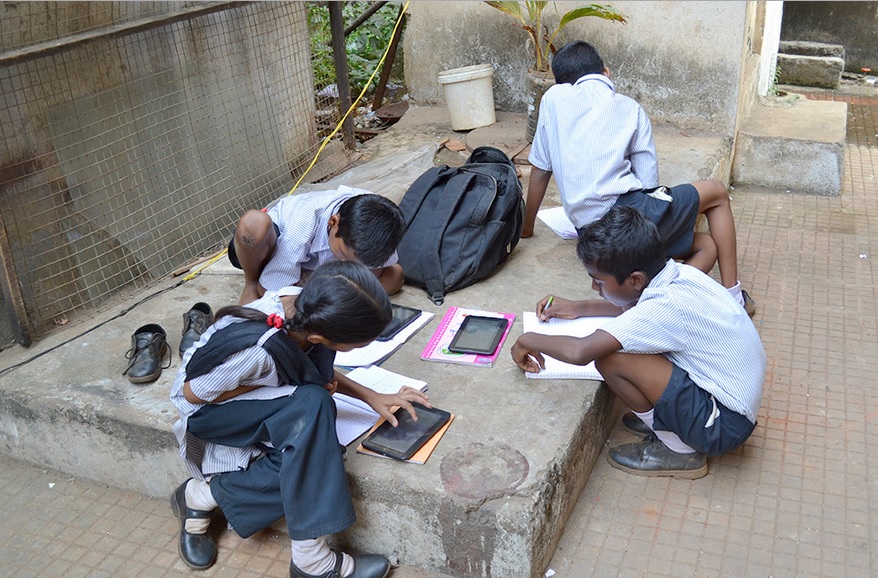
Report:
184,1,410,282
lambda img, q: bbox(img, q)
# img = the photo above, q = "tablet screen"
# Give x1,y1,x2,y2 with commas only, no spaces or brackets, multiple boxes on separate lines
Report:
362,403,451,460
447,315,509,355
377,304,421,341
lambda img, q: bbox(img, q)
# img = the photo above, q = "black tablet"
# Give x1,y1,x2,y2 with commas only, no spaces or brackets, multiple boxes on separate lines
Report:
377,304,422,341
362,403,451,460
447,315,509,355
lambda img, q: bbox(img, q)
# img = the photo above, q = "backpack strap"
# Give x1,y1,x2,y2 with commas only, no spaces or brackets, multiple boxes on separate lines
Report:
397,166,455,228
414,170,478,305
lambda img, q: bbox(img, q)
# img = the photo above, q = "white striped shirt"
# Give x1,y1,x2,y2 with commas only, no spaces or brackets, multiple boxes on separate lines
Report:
260,186,398,291
600,261,765,423
170,287,303,478
528,74,659,228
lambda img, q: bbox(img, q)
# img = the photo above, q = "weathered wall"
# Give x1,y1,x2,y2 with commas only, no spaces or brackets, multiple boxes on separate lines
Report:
0,3,316,345
404,1,748,134
781,1,878,73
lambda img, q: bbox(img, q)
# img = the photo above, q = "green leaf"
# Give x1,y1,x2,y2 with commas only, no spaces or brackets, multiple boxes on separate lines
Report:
557,4,627,30
484,1,525,23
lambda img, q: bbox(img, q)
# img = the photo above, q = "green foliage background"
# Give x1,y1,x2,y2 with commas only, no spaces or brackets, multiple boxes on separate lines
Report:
308,2,405,96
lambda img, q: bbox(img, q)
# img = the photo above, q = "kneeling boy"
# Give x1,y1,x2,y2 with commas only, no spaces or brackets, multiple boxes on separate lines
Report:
511,207,765,478
229,186,406,304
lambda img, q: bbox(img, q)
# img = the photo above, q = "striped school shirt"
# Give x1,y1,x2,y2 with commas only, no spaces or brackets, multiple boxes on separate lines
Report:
600,261,766,423
528,73,659,228
170,287,304,478
259,186,397,291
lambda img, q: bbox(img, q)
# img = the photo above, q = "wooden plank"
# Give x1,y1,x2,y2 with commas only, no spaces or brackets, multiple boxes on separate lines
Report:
0,210,32,346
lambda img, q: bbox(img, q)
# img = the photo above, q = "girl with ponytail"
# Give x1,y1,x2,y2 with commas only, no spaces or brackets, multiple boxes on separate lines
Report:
169,261,428,578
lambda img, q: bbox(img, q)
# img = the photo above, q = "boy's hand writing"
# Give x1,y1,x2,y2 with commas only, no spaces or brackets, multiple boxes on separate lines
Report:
537,295,576,321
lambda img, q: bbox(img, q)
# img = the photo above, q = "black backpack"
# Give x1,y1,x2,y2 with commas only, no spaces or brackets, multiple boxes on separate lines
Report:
397,146,525,305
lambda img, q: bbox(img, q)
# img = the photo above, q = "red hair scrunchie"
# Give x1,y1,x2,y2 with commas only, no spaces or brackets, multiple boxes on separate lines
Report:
266,313,285,329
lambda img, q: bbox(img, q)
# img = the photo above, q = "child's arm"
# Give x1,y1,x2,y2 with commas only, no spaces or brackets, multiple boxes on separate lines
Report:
522,167,552,238
372,263,404,295
182,350,275,404
333,370,431,427
183,382,263,404
628,108,659,188
536,295,623,321
511,329,621,373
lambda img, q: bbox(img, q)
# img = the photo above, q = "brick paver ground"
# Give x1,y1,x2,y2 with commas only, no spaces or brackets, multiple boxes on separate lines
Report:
2,80,876,577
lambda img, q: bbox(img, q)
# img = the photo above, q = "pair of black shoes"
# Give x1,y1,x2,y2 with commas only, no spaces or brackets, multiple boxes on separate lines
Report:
123,303,213,384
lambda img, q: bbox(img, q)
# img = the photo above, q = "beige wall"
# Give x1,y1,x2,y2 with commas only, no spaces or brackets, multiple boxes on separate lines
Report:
404,1,750,134
0,3,315,343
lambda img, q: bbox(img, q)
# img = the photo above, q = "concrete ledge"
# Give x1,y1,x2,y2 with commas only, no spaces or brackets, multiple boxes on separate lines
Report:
732,95,847,195
0,106,732,578
779,40,845,59
777,53,844,89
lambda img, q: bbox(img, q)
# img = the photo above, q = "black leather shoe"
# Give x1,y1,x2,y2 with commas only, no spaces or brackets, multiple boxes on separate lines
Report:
742,290,756,317
621,412,652,435
123,323,171,384
179,302,214,356
170,479,217,570
290,550,390,578
607,439,708,479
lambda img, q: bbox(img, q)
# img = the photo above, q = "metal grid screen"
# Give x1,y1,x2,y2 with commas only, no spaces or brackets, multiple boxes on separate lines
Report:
0,2,351,342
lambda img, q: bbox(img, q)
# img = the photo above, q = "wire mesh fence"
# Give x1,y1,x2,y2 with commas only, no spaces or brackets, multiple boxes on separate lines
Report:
0,1,355,343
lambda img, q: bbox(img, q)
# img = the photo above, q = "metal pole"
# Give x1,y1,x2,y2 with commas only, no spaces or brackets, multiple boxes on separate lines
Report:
328,2,356,149
372,5,405,111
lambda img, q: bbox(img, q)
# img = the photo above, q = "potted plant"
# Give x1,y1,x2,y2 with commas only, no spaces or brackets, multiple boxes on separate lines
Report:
485,1,626,140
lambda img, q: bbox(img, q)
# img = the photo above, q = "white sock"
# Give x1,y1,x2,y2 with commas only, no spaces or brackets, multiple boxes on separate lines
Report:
652,430,698,454
291,537,355,576
727,280,744,306
632,409,655,431
184,479,217,534
634,409,698,454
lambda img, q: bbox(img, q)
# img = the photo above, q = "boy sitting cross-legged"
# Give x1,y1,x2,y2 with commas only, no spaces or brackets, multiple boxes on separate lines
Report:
511,206,765,478
524,40,754,315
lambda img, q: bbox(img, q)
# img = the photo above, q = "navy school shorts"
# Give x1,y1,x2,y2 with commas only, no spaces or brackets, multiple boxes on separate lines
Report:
652,363,756,457
227,222,281,269
612,184,700,258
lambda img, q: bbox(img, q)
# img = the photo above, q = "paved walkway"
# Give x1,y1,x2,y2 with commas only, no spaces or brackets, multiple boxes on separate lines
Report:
2,81,877,577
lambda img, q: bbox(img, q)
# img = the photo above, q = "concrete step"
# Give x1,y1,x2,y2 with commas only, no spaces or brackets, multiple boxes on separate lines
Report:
0,107,732,578
777,41,845,89
732,93,847,195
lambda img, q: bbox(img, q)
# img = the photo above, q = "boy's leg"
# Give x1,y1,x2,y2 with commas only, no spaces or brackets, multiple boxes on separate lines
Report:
232,209,277,305
683,232,718,278
692,179,738,288
595,352,708,479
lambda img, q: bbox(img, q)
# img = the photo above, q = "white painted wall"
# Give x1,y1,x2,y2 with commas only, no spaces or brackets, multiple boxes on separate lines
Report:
404,1,749,134
757,1,785,95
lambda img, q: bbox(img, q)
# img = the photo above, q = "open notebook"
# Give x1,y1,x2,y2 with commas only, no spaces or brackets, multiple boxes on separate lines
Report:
334,366,427,446
521,311,614,380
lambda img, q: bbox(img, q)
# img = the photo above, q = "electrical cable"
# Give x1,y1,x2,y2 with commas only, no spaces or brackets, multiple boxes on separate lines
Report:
182,1,410,282
1,2,412,376
0,278,185,377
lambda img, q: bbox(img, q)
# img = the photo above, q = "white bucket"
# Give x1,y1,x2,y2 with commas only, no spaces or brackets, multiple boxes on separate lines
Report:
437,64,496,131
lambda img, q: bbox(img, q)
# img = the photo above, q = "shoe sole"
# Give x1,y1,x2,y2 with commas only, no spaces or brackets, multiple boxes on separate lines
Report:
606,452,708,479
127,372,160,384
